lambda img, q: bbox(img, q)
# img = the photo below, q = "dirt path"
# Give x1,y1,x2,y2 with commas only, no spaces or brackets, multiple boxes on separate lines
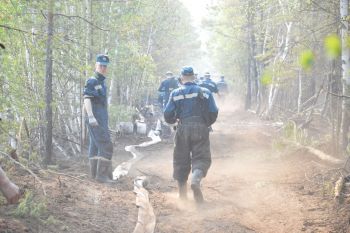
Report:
1,102,350,232
130,102,350,233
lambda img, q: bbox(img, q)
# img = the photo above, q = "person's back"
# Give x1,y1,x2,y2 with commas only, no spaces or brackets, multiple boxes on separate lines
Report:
158,71,179,109
164,66,218,203
216,76,228,93
161,77,179,108
200,78,219,94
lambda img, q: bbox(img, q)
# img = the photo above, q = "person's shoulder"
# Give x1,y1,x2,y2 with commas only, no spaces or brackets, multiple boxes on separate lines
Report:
85,76,98,85
171,86,185,95
198,86,211,96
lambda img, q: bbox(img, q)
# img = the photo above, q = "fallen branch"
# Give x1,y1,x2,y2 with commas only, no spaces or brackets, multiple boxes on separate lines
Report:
44,169,86,182
0,151,46,196
285,139,342,164
304,146,342,164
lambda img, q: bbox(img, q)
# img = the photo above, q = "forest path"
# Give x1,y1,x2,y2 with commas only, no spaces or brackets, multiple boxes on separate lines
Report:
0,99,349,233
130,99,347,233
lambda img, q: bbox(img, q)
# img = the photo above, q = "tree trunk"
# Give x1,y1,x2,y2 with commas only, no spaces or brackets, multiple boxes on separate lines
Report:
341,0,350,151
44,0,54,166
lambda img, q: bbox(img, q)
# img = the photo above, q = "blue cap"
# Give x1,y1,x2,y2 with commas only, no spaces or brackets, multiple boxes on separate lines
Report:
96,54,109,66
181,66,194,76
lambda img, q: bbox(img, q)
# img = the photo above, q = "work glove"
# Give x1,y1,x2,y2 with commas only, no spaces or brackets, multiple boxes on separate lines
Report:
88,116,98,127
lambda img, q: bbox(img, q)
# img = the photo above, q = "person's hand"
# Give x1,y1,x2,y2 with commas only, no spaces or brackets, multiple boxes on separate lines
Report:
88,116,98,127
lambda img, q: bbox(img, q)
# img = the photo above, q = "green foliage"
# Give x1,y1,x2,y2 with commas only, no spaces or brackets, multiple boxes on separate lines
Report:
13,191,47,219
261,69,273,86
43,215,60,226
283,121,310,145
272,139,287,151
0,0,200,158
299,50,314,71
109,105,136,124
324,34,341,59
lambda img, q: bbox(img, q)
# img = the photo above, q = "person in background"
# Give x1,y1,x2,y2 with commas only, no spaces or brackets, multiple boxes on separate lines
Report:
83,54,114,183
158,71,179,110
216,75,228,95
199,72,219,95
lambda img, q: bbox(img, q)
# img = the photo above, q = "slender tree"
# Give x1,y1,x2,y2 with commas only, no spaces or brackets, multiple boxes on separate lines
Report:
44,0,54,165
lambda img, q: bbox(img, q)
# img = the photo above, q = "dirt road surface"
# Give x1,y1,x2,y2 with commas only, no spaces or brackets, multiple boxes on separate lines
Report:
1,100,350,232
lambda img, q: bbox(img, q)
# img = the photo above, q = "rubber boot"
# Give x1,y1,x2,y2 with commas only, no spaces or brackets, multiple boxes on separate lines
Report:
178,181,187,200
191,169,204,203
89,157,98,179
96,158,115,183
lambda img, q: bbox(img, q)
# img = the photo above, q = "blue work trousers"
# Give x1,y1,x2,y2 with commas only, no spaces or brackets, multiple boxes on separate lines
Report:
86,105,113,160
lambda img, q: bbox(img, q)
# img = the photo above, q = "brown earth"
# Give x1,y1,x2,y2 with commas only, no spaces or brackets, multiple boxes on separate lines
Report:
1,99,350,233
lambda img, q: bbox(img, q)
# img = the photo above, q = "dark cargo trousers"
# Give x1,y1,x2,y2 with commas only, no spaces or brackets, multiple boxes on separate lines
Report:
86,114,113,160
173,122,211,182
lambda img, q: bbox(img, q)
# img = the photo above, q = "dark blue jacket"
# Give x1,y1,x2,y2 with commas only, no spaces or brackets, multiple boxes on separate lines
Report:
83,72,108,127
164,82,218,126
199,78,219,94
158,77,179,106
216,80,228,93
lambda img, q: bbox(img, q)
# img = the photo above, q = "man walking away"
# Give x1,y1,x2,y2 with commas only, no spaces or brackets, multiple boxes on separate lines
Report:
164,66,218,203
199,72,219,95
158,71,179,110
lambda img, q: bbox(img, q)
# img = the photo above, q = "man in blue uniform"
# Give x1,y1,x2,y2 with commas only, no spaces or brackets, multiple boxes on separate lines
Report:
200,72,219,94
216,75,228,94
164,66,218,203
83,54,114,183
158,71,179,110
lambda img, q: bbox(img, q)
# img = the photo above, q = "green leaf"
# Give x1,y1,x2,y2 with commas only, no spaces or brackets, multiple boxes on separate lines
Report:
261,70,273,86
324,35,341,59
299,50,314,70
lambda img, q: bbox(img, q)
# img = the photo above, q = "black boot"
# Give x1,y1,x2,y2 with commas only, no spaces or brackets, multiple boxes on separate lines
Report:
96,158,115,183
89,157,98,179
178,181,187,200
191,169,204,203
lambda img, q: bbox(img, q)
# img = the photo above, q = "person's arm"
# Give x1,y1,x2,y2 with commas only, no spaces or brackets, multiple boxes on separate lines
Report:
158,80,166,92
84,98,98,126
206,91,219,125
0,166,20,204
213,82,219,95
164,92,177,124
83,78,99,126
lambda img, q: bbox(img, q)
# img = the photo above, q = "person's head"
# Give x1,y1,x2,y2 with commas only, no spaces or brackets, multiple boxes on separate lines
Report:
95,54,109,75
204,72,211,79
180,66,195,83
166,71,173,78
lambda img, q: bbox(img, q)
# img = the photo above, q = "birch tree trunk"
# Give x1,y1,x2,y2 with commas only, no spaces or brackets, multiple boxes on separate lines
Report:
341,0,350,151
44,0,54,165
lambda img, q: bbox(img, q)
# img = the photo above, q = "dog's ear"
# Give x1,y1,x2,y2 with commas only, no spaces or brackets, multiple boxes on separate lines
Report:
0,43,5,49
